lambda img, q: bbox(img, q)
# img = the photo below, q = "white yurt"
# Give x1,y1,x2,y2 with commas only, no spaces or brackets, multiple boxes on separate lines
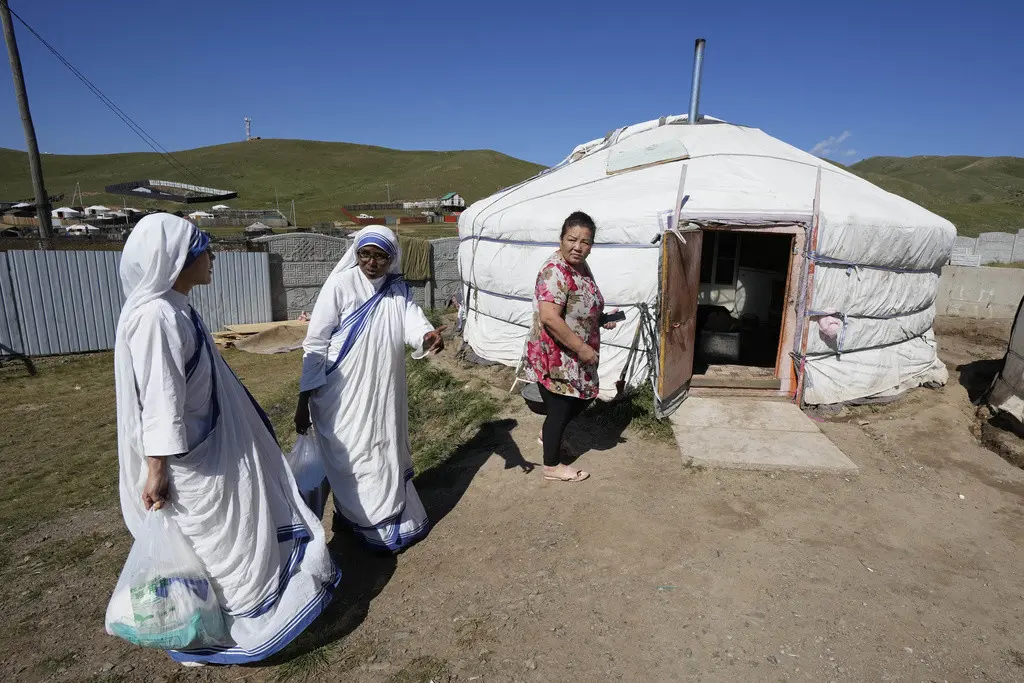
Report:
457,43,956,415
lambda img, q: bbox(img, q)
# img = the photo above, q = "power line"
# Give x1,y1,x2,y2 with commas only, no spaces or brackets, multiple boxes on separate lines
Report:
8,5,203,186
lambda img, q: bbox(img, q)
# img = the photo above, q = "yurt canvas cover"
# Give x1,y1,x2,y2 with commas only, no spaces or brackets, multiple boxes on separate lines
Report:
985,296,1024,424
457,115,956,412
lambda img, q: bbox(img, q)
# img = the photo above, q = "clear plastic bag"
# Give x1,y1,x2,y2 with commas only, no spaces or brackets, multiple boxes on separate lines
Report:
286,432,330,517
105,508,226,650
286,432,327,493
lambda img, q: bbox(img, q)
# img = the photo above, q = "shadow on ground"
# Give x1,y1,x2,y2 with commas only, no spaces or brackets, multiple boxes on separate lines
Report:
958,358,1003,404
418,418,534,522
262,418,533,665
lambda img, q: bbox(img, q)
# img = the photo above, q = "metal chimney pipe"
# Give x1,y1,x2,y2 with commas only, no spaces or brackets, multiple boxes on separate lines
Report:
688,38,706,125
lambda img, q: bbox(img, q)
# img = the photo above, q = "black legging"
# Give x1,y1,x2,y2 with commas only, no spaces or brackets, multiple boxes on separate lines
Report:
538,384,592,467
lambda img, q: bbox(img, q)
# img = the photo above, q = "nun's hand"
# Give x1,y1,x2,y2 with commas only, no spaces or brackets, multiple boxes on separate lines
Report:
295,393,312,435
423,326,447,354
143,456,169,510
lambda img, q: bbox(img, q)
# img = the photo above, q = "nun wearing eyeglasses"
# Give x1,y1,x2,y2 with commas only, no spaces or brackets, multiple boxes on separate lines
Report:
295,225,444,553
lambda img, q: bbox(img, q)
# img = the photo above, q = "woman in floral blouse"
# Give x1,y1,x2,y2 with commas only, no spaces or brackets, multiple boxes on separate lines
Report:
521,211,618,482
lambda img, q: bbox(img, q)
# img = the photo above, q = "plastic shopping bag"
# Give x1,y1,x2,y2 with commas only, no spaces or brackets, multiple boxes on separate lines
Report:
105,509,226,650
286,432,329,517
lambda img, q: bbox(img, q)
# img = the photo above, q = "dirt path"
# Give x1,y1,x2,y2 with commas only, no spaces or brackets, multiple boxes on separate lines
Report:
298,316,1024,682
6,317,1024,682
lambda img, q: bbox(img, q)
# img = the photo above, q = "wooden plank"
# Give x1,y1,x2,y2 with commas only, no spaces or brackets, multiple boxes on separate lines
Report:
223,320,307,334
689,387,791,400
690,376,782,390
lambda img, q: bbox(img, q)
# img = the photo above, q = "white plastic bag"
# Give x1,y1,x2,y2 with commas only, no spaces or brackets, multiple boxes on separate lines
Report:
286,432,327,493
105,509,226,650
286,432,330,517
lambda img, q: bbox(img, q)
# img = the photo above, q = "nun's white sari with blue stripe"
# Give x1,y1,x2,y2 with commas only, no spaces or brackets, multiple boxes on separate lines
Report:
111,214,339,665
300,226,435,552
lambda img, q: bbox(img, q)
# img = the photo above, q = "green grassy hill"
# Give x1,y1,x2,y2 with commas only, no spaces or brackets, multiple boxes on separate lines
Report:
1,139,1021,236
847,156,1024,237
0,139,545,225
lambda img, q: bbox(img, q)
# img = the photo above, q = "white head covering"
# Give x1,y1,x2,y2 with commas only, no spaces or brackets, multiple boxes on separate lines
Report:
329,225,403,280
113,213,203,533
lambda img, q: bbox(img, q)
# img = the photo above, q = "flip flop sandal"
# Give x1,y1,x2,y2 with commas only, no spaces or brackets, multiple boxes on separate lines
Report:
543,468,590,482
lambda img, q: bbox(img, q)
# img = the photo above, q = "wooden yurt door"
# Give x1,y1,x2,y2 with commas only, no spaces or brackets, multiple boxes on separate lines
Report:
654,227,702,417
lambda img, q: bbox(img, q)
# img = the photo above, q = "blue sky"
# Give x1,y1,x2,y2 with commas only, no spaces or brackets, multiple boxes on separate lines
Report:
1,0,1020,166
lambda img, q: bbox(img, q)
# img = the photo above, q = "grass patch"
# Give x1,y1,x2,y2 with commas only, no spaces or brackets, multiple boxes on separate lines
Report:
407,355,500,474
274,647,333,682
0,354,121,542
387,656,452,683
586,383,675,443
989,261,1024,269
222,348,303,448
424,307,445,328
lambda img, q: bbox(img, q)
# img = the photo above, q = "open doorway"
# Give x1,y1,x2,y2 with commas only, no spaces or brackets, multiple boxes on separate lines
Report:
692,229,794,387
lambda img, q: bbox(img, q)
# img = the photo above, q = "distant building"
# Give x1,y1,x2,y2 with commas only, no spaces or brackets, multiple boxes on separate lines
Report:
245,221,274,236
402,191,464,212
188,211,215,221
65,224,101,235
439,192,465,210
402,199,439,210
51,207,82,219
84,205,111,216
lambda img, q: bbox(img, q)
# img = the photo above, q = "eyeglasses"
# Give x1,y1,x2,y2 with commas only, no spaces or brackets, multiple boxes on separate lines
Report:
357,250,392,264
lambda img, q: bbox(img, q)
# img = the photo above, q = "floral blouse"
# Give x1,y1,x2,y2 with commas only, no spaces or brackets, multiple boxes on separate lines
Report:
521,251,605,399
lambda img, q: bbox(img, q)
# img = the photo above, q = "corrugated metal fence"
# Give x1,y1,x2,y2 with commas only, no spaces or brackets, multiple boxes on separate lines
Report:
0,250,271,356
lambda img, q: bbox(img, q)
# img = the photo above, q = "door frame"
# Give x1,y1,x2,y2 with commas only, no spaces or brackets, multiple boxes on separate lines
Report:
689,224,806,397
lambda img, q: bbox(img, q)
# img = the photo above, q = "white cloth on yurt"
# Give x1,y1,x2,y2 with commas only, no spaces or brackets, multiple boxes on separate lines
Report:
111,213,339,665
457,115,956,406
300,225,435,552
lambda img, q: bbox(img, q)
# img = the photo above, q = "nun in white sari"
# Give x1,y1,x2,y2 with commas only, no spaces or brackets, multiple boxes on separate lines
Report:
295,225,443,553
110,213,340,665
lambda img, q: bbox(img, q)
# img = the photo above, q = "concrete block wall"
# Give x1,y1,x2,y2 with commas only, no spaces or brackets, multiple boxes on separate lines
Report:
260,233,434,320
950,230,1024,266
432,237,462,306
936,266,1024,319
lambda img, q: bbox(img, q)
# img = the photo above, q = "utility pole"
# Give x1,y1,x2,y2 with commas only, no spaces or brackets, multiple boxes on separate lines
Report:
385,181,392,203
0,1,52,237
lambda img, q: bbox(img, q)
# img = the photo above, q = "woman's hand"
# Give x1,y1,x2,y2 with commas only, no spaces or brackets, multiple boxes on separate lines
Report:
577,344,599,365
602,308,621,330
143,456,169,510
295,392,312,435
423,326,447,354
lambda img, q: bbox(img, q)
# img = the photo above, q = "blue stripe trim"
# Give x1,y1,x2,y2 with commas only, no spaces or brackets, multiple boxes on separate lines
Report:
229,527,311,620
459,235,657,249
333,469,430,552
167,560,342,665
356,233,398,257
339,468,415,531
183,319,204,381
358,518,431,552
185,308,219,446
184,229,211,268
325,275,403,377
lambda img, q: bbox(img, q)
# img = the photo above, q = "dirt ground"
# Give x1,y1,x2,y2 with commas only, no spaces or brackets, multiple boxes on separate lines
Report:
3,316,1024,682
